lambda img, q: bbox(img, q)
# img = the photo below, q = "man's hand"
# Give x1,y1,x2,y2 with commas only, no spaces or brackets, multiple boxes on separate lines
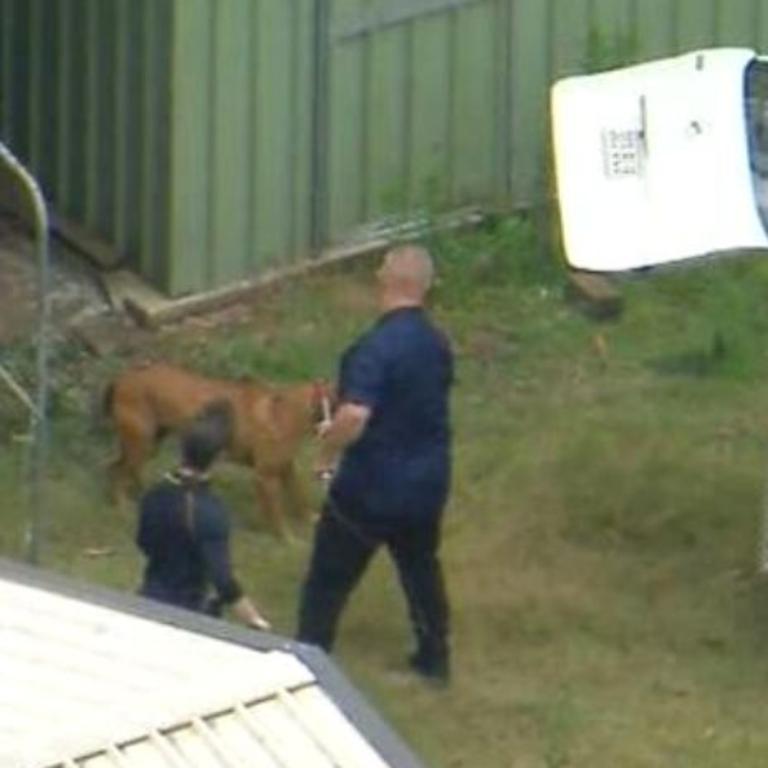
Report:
314,401,371,482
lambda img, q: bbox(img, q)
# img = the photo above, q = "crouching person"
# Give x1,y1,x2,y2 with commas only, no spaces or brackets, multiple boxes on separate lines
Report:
136,399,270,631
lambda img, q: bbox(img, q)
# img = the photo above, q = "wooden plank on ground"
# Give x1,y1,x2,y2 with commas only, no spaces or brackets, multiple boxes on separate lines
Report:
566,269,624,320
51,212,123,269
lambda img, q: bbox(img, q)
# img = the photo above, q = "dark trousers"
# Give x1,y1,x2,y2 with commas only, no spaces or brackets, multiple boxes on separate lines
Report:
297,503,450,669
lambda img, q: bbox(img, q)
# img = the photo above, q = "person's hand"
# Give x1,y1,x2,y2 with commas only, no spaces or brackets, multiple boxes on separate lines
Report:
249,613,271,631
232,596,272,631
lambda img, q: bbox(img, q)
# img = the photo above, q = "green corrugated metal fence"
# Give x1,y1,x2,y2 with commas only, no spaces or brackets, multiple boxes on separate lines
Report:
325,0,511,241
167,0,316,293
0,0,172,289
0,0,767,296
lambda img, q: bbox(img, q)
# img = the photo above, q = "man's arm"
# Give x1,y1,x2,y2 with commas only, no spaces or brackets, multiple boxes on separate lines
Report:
314,401,371,476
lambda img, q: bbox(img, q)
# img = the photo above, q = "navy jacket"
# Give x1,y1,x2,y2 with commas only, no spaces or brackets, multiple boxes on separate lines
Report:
331,306,453,520
137,471,242,612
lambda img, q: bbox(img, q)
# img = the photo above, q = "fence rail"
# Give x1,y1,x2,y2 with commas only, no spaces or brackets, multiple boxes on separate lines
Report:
331,0,485,42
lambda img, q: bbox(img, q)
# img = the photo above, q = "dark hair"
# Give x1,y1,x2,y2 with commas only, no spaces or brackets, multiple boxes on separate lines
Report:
180,399,234,471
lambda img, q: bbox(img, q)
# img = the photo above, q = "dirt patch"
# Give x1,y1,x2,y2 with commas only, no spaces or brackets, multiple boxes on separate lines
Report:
0,214,111,345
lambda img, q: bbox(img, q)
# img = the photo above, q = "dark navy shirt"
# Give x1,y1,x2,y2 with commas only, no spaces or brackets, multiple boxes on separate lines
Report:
331,306,453,520
137,472,242,611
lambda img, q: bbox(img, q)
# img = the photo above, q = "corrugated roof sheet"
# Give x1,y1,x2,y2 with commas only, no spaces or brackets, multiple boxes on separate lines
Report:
0,573,405,768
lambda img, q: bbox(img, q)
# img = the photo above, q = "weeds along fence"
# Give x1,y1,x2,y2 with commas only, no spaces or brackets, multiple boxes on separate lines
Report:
0,0,767,297
0,140,51,564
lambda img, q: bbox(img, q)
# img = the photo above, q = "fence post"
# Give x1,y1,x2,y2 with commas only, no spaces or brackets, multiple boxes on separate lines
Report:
499,0,514,202
310,0,331,256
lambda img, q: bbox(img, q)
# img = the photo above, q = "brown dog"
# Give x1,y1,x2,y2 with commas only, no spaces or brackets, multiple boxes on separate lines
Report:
104,362,332,539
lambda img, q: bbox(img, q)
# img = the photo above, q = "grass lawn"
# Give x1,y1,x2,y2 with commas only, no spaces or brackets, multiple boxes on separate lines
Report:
4,217,768,766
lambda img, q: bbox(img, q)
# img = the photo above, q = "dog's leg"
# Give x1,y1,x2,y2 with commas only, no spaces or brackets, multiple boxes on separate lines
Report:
109,418,153,507
107,455,128,507
253,469,294,542
108,456,142,513
280,462,312,525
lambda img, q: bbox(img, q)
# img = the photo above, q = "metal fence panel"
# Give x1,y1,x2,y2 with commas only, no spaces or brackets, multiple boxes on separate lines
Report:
327,0,367,240
168,0,315,295
452,3,501,206
550,0,592,78
166,0,211,293
0,0,32,163
0,0,172,288
714,0,757,47
250,0,314,274
112,0,152,269
409,13,456,205
365,25,410,223
508,0,551,206
326,0,503,241
677,0,718,49
635,0,679,59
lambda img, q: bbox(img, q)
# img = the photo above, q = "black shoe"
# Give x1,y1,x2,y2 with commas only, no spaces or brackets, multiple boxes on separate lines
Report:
407,651,450,688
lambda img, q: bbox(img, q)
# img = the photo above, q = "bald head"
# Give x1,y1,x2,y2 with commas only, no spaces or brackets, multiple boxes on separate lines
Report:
376,245,434,309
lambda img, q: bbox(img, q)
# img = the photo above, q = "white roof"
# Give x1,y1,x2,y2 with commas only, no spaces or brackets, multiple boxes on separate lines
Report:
0,565,420,768
551,47,768,272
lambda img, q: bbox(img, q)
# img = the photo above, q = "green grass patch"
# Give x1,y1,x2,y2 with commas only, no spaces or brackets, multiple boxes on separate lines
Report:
4,219,768,766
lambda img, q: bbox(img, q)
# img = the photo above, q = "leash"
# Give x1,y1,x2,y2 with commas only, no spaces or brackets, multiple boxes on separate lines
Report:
311,378,333,430
322,495,378,550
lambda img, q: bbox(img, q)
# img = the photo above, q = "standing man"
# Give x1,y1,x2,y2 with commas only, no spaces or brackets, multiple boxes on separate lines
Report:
297,244,454,685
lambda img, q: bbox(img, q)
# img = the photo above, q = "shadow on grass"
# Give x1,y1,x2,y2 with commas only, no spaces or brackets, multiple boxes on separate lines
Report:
646,331,728,378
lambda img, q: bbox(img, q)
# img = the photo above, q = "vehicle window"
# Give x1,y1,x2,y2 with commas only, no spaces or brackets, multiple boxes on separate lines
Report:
745,60,768,231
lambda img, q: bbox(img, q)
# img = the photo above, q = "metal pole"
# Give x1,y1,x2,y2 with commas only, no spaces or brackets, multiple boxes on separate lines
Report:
310,0,331,256
759,459,768,575
0,142,51,565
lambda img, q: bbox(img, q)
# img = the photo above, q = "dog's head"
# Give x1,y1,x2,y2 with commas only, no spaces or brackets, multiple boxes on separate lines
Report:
266,379,338,436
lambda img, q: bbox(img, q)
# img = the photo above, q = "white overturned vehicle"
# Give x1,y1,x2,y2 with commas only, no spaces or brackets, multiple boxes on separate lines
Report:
551,48,768,272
